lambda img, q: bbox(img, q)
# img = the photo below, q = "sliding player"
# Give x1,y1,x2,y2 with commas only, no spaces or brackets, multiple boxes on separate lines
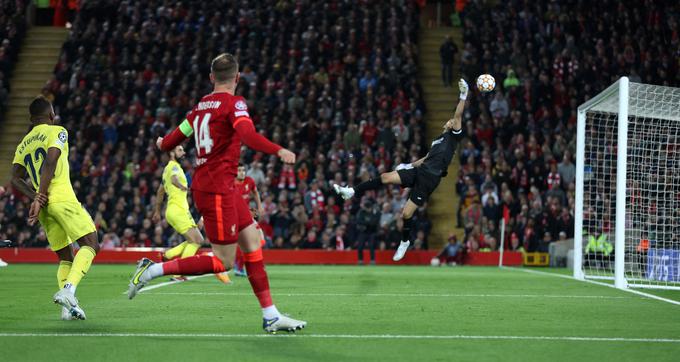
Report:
153,145,231,284
128,53,306,333
233,163,265,277
334,79,469,262
11,96,100,320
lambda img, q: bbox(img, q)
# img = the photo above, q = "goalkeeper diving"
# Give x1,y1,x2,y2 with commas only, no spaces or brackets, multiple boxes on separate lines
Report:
334,78,469,262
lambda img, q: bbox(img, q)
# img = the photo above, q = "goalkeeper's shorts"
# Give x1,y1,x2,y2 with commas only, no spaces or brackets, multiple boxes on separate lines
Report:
397,167,442,207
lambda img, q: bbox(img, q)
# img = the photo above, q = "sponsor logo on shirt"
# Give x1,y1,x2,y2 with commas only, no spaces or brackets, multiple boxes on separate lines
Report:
431,137,443,147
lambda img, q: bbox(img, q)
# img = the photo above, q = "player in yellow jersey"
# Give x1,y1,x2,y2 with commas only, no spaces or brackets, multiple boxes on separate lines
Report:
152,145,231,284
10,96,100,320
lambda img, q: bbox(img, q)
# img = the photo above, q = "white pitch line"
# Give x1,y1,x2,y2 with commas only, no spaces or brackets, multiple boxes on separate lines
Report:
121,274,211,295
0,332,678,343
147,291,628,299
503,267,680,306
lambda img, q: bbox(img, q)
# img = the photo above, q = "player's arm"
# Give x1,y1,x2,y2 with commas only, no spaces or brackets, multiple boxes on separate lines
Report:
10,164,40,201
445,79,469,132
158,119,193,151
412,154,428,168
234,118,296,164
27,147,60,225
171,175,188,192
152,184,165,223
253,186,264,216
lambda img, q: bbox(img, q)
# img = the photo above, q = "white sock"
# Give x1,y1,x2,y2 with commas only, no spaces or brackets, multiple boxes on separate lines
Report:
141,263,164,282
262,305,280,320
63,283,76,294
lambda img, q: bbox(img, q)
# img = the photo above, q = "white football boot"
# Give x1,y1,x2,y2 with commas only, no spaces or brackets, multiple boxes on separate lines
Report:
263,315,307,334
393,240,411,261
53,288,86,320
332,184,355,200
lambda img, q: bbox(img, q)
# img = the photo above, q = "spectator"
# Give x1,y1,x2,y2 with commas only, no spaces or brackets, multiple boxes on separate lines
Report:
439,35,458,87
436,234,464,265
0,0,429,250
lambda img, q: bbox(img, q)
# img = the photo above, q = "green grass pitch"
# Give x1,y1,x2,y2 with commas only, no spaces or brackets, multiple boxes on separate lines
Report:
1,264,679,361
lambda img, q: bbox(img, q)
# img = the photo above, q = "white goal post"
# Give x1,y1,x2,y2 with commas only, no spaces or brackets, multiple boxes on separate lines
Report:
575,77,680,290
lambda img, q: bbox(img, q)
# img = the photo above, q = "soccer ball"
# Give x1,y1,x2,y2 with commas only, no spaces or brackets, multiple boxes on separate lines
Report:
476,74,495,92
430,257,441,267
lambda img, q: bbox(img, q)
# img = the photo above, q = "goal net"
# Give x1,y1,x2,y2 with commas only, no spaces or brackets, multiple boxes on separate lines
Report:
575,77,680,290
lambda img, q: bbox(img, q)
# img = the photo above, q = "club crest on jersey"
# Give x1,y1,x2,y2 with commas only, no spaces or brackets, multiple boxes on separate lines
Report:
235,100,247,110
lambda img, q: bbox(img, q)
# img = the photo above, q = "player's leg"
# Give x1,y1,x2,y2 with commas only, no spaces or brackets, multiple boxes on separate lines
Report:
393,199,419,261
162,241,188,261
393,169,440,261
234,195,305,333
128,192,231,298
54,244,75,320
44,203,97,320
334,170,407,200
40,209,75,320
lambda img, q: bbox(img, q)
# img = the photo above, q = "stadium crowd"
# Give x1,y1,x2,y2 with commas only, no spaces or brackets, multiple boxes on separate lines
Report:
455,0,679,253
0,0,431,254
0,0,27,115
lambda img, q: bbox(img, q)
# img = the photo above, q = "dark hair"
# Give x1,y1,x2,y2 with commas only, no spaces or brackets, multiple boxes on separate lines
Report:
29,96,52,119
211,53,238,83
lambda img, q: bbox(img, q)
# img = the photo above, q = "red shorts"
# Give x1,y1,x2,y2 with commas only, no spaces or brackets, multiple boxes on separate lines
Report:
193,189,253,244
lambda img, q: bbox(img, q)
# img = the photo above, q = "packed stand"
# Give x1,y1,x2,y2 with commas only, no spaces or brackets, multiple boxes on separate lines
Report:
455,0,679,253
0,0,27,115
0,0,432,252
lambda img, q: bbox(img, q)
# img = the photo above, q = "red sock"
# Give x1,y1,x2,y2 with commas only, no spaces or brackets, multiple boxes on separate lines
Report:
162,254,225,275
235,248,244,268
244,249,273,308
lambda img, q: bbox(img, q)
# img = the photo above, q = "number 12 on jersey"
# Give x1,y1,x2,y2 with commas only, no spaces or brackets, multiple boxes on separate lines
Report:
193,114,213,155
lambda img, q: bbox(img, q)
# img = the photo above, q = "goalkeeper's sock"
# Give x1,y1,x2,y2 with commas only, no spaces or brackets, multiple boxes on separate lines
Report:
64,246,97,290
244,249,274,309
180,242,200,259
402,217,414,242
57,260,72,288
164,241,188,260
354,178,382,195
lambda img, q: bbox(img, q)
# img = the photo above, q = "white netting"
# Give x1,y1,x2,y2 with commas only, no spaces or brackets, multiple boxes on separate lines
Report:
580,81,680,289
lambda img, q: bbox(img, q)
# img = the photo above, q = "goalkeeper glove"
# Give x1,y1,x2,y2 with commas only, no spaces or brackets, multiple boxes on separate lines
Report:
395,163,414,171
458,79,469,100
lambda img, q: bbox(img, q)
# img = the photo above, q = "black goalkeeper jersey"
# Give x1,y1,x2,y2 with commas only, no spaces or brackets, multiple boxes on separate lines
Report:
421,128,463,177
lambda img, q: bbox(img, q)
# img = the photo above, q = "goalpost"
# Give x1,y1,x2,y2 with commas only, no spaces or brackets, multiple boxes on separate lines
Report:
575,77,680,290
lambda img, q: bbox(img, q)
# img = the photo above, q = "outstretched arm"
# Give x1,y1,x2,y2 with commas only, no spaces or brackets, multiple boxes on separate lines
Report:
158,119,192,151
234,121,296,164
445,79,468,131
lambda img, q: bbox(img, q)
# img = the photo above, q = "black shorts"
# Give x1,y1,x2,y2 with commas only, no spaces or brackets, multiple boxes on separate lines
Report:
397,167,441,206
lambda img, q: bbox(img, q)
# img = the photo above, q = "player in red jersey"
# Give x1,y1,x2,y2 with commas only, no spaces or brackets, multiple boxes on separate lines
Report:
127,53,306,333
233,163,264,277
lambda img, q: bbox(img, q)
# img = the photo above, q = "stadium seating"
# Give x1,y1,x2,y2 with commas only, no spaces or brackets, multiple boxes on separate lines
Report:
0,0,428,250
456,0,679,252
0,0,27,115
